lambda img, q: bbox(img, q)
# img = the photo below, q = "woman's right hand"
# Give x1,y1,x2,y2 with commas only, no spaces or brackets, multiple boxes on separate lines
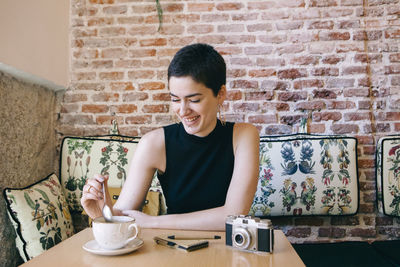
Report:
80,174,108,219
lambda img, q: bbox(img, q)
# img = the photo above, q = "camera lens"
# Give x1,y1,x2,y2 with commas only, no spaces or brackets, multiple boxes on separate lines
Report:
234,234,244,245
232,228,251,249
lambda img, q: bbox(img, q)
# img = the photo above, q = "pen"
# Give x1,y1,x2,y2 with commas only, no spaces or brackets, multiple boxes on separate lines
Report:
168,235,221,240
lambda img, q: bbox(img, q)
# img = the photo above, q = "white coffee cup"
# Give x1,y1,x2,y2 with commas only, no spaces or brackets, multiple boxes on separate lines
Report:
92,216,139,250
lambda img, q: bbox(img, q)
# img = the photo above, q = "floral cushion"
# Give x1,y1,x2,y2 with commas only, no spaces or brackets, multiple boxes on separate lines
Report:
3,173,74,262
250,134,359,217
60,135,164,212
376,135,400,216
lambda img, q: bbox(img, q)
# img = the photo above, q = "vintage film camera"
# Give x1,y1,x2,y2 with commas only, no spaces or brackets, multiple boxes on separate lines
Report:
226,215,274,253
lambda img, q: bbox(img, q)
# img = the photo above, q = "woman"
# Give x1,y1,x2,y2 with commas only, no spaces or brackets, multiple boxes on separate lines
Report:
81,43,259,231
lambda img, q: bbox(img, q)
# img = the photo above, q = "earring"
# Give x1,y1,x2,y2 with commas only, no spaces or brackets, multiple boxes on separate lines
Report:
218,104,226,126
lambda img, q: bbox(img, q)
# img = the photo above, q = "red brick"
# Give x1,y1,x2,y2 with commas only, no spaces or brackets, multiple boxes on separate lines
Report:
385,30,400,39
117,17,144,24
99,27,125,37
313,89,338,99
354,53,382,64
159,25,185,35
309,124,326,133
326,100,356,109
350,228,376,238
187,3,214,12
61,104,79,113
286,228,311,238
142,104,169,113
256,58,285,67
277,44,305,55
101,48,127,58
187,25,214,34
319,31,350,41
110,82,135,91
290,56,320,65
326,78,355,88
99,72,124,80
311,67,339,76
259,34,287,44
103,5,127,14
295,100,325,110
245,91,273,101
280,115,304,125
96,115,123,125
91,60,113,69
261,81,289,92
344,112,371,121
216,3,243,11
128,70,155,80
318,228,346,238
230,58,252,65
244,46,273,55
248,69,276,77
390,53,400,63
232,13,259,21
113,104,137,114
152,93,171,101
227,69,246,78
72,83,105,91
385,65,400,74
248,2,278,10
125,115,152,125
248,115,277,124
139,82,165,91
278,69,308,79
63,93,88,103
247,23,273,32
230,80,258,89
313,112,342,122
139,38,167,47
336,43,364,53
308,21,334,29
122,92,149,102
73,29,97,38
331,124,359,134
353,30,383,41
215,47,242,55
293,79,324,89
72,72,96,81
226,90,243,101
82,104,109,113
128,26,157,36
264,125,292,135
89,0,114,4
92,93,120,102
278,92,307,102
338,20,360,29
225,35,256,44
115,60,141,68
233,103,259,112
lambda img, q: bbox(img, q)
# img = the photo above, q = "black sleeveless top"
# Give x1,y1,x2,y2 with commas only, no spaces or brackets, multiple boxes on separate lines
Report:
158,120,235,214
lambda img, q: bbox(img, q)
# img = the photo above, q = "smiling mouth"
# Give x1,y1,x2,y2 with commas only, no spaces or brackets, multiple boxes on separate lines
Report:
184,115,200,123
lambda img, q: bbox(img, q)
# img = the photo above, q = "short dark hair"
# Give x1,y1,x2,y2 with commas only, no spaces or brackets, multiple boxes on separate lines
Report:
167,43,226,96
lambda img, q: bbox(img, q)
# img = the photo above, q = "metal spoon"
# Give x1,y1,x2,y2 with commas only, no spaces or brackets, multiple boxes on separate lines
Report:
102,183,113,222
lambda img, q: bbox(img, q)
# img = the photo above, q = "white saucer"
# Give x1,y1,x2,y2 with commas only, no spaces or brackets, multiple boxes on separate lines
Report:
83,238,144,256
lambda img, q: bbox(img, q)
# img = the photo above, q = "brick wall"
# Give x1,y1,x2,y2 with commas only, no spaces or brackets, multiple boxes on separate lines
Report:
65,0,400,243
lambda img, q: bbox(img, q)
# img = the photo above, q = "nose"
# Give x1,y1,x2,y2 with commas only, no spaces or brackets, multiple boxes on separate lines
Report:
179,101,189,117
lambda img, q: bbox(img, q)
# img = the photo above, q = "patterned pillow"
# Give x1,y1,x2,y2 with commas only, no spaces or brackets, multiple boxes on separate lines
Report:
376,135,400,216
60,135,164,212
250,134,359,217
3,173,74,262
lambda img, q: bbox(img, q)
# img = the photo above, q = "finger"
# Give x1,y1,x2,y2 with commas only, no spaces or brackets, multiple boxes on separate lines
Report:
84,184,103,199
93,174,106,183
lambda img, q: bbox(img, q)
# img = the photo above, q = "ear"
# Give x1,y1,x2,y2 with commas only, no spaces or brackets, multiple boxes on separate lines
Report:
217,85,227,105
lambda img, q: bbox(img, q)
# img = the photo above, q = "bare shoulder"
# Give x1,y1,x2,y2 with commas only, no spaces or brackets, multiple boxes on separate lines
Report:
139,128,165,152
232,122,260,151
233,122,259,140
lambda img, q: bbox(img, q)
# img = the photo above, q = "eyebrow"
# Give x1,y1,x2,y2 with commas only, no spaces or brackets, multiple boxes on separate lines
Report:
170,93,203,98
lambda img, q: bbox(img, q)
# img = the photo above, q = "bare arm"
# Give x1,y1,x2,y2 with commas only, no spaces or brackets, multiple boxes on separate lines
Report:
113,128,166,214
122,123,260,231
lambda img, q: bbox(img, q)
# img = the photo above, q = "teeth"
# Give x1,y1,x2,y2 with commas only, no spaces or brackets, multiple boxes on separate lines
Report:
185,116,198,122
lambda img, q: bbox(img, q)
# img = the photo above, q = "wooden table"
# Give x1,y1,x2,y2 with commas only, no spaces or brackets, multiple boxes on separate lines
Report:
22,228,305,267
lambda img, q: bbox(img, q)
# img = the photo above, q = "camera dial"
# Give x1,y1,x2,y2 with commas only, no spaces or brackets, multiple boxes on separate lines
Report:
233,228,251,249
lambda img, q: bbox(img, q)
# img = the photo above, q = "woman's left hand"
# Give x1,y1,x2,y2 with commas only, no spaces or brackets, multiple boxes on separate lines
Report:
122,210,156,228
